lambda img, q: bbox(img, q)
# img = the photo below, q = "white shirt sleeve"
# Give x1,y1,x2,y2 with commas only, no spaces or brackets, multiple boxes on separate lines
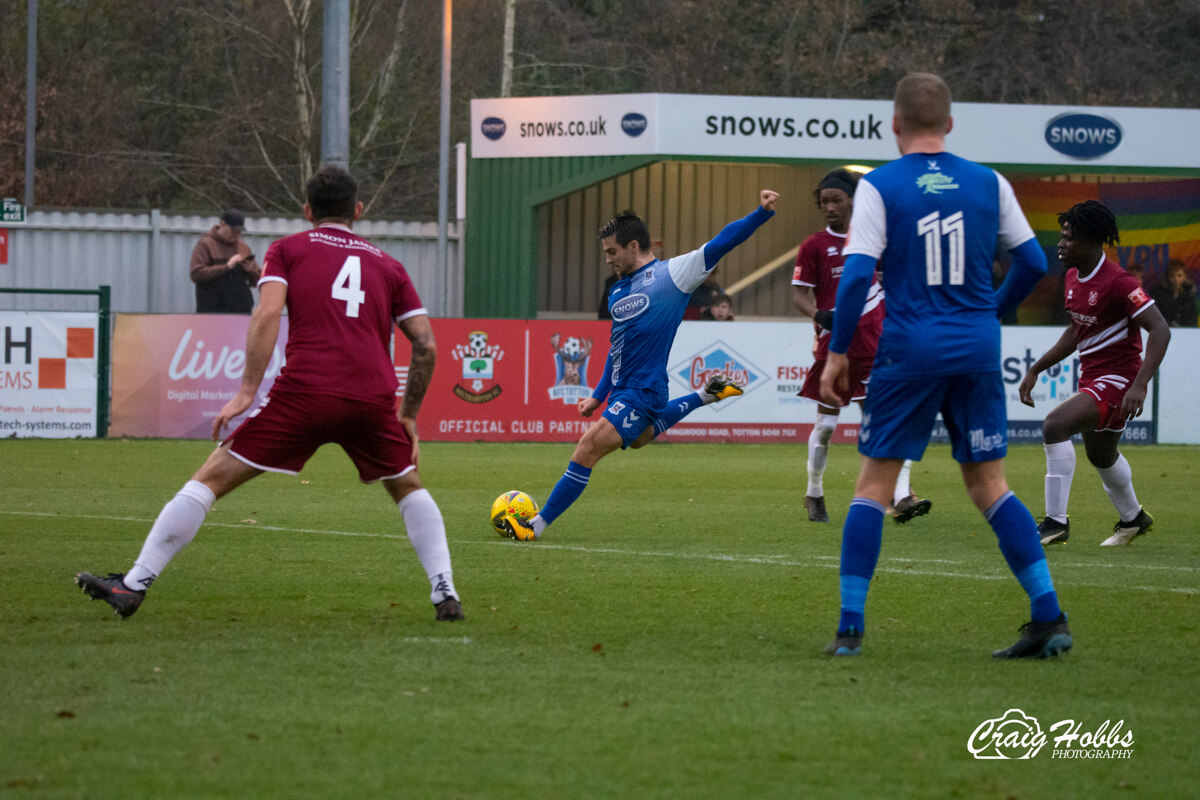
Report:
667,248,709,294
841,179,887,259
994,171,1037,250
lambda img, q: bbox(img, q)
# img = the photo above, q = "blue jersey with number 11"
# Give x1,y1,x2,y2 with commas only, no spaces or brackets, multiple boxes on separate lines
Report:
843,152,1036,379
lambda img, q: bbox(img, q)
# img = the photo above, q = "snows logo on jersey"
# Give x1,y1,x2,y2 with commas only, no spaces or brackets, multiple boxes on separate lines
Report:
670,342,764,410
451,330,505,403
611,293,650,321
548,333,594,404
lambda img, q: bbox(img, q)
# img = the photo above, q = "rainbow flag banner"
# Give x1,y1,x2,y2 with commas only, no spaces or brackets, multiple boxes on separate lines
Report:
1012,178,1200,321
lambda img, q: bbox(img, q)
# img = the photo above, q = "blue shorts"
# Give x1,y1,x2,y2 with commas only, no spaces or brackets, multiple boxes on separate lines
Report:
859,372,1008,464
601,388,668,448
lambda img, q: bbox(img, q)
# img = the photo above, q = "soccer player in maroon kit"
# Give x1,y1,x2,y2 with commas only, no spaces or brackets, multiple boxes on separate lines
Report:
1019,200,1171,547
791,168,930,525
76,166,465,620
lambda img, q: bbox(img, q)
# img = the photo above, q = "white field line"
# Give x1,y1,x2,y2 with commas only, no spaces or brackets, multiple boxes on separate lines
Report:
5,509,1197,594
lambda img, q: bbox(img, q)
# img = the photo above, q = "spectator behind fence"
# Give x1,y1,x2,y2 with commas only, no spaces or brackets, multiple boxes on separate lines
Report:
1152,259,1197,327
190,209,261,313
700,292,734,320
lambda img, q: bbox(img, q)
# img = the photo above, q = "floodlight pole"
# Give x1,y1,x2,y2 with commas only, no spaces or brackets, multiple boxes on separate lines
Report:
25,0,37,208
321,0,350,169
437,0,452,316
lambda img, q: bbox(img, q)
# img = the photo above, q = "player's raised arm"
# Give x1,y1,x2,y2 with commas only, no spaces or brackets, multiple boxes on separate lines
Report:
700,190,779,269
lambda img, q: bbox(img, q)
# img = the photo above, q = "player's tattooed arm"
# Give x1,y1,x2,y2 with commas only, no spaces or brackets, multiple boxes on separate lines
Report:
398,314,436,419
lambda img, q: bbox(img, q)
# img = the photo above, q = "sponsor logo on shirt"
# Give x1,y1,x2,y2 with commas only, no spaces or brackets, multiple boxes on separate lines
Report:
917,172,959,195
547,333,594,404
1128,286,1149,306
1044,113,1122,160
611,293,650,321
480,116,507,141
451,330,505,403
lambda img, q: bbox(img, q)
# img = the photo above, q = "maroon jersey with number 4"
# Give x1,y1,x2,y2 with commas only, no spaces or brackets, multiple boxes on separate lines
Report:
1064,255,1154,380
792,228,883,360
260,223,425,405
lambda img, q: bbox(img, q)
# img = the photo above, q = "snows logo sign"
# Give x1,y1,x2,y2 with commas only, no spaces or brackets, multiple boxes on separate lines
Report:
969,709,1134,760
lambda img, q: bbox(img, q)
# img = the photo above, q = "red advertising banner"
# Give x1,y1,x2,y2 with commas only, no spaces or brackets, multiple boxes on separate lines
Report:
418,319,612,442
109,315,848,443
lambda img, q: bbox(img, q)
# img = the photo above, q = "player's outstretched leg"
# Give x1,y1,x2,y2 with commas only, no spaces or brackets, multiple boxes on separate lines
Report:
74,480,215,619
1095,452,1152,546
649,375,745,442
515,461,592,540
396,488,464,621
824,498,886,656
1040,440,1076,545
74,572,145,618
985,491,1072,659
804,414,837,523
889,460,931,524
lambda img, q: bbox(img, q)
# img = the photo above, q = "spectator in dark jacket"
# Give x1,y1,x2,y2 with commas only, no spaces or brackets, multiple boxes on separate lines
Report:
190,209,260,313
1152,259,1197,327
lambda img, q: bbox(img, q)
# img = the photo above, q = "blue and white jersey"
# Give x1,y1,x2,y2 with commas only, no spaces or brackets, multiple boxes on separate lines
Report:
594,205,774,408
843,152,1035,378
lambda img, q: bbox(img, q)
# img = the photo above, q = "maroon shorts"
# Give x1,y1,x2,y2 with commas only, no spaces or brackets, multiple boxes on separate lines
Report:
799,357,874,406
227,390,414,482
1079,373,1135,432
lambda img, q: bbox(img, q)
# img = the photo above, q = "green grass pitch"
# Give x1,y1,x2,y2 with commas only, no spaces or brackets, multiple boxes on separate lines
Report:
2,439,1198,798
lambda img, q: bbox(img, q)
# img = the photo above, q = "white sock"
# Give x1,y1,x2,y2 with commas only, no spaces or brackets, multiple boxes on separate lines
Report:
529,515,548,535
397,489,455,602
125,480,214,591
806,414,837,497
1096,453,1141,522
893,460,914,505
1044,440,1076,523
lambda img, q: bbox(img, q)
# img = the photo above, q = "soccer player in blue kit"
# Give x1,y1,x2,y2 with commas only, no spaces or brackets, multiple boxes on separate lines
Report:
820,73,1072,659
495,190,779,540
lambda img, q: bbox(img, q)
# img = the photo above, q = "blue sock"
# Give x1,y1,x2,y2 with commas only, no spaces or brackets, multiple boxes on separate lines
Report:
539,461,592,525
838,498,886,634
653,392,705,436
986,491,1062,623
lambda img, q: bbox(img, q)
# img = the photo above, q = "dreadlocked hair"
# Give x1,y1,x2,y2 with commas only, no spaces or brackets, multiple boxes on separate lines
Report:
1058,200,1120,247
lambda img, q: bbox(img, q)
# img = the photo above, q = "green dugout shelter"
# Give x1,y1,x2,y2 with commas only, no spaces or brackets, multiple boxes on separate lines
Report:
465,93,1200,320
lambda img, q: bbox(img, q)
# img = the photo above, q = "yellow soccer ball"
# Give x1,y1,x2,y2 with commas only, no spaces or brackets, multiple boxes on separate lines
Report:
490,490,539,540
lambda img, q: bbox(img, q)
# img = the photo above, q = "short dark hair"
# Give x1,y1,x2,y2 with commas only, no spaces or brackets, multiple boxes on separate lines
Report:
598,211,651,251
306,165,358,221
1058,200,1120,247
712,293,732,306
895,72,951,134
